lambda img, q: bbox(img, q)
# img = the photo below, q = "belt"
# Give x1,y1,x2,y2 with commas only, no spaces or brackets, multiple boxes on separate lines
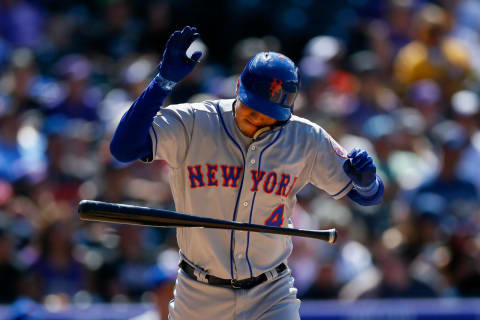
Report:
179,260,287,290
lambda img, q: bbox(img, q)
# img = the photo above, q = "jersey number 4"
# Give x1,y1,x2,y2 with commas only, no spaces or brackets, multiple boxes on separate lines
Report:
264,204,284,227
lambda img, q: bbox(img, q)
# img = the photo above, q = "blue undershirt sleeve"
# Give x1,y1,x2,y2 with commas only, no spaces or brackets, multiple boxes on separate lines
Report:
110,79,169,163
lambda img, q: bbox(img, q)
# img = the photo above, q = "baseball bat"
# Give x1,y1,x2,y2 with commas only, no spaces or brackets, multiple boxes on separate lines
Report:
78,200,338,244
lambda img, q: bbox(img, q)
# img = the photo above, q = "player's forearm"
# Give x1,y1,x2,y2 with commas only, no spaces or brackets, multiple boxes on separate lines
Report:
110,79,169,162
347,175,384,206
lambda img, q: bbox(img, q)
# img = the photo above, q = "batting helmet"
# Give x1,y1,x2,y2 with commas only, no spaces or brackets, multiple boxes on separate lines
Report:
238,52,299,121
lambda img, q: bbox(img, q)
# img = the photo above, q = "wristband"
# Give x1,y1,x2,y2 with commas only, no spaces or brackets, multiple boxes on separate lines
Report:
154,73,177,92
353,175,379,197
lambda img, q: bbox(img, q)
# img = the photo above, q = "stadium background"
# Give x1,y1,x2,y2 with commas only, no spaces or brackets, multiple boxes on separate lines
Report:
0,0,480,318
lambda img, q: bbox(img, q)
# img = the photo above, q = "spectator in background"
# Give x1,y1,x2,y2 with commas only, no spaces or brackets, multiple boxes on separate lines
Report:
451,0,480,76
301,35,358,125
137,1,171,55
0,227,21,303
394,3,472,97
383,0,414,54
451,90,480,136
95,224,155,302
361,114,398,181
446,232,480,297
116,225,155,299
345,50,399,135
386,107,438,190
0,105,45,185
1,48,44,112
403,192,451,295
0,0,45,48
366,244,438,298
47,54,100,122
407,79,444,130
130,264,175,320
96,162,137,204
367,0,415,75
358,114,398,235
29,220,86,299
410,120,479,232
0,108,23,182
300,262,339,300
40,127,84,203
87,0,142,59
453,90,480,191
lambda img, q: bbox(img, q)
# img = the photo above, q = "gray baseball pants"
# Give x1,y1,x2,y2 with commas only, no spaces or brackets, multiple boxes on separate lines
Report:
168,268,300,320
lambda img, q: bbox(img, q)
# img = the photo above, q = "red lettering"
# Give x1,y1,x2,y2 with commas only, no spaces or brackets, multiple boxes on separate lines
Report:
250,170,266,192
276,174,291,196
187,165,205,188
285,176,298,197
206,164,218,186
263,172,277,193
221,165,243,187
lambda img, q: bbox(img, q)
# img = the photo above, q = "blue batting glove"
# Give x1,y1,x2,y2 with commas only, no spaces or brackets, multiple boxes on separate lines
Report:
343,148,377,190
157,26,202,85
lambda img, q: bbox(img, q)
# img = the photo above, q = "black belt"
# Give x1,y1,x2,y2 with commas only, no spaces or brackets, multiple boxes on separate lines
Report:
180,260,287,290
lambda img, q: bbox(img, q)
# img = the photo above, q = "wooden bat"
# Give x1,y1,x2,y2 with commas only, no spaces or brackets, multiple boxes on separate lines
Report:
78,200,338,243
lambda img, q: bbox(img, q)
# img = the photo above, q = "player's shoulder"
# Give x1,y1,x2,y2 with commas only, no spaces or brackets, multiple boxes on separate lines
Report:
286,114,327,136
286,115,348,157
165,99,232,114
288,114,317,127
211,99,235,113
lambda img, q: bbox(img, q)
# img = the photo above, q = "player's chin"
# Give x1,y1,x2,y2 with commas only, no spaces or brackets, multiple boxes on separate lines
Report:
238,121,256,136
240,125,256,137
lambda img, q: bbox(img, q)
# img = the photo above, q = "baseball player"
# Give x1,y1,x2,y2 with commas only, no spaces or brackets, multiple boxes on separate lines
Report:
110,26,383,320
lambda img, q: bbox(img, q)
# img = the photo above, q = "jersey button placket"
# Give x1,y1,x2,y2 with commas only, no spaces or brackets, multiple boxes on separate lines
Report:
249,145,257,168
233,153,254,279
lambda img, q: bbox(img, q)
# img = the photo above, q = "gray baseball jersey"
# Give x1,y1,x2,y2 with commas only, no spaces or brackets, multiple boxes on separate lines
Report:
148,98,352,280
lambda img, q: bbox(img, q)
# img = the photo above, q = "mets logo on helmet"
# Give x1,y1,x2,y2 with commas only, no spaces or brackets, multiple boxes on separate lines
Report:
270,78,283,97
329,135,348,159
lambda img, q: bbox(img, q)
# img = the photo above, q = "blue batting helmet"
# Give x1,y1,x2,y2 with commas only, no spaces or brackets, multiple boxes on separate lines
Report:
238,52,299,121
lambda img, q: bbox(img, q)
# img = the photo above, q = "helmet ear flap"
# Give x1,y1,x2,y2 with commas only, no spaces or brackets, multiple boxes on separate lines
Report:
235,77,240,96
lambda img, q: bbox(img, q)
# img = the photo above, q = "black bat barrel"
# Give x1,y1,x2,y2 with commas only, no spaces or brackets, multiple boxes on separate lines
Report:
78,200,337,243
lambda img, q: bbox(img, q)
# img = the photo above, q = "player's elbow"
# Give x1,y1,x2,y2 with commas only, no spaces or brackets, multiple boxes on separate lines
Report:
109,138,136,163
110,134,153,163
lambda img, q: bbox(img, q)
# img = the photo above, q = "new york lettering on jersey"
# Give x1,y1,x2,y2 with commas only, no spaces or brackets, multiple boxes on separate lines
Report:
187,165,298,199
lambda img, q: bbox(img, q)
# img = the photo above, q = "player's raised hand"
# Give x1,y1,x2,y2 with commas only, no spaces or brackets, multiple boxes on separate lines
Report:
158,26,202,83
343,148,377,189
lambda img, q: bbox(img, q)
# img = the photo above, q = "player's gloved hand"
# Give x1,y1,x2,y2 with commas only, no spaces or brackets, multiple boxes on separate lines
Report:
155,26,202,91
343,148,378,196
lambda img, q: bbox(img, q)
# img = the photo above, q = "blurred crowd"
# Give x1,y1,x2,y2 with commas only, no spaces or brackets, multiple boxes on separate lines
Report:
1,0,480,316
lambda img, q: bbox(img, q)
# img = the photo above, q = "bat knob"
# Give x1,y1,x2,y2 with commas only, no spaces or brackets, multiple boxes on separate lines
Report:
328,229,338,244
